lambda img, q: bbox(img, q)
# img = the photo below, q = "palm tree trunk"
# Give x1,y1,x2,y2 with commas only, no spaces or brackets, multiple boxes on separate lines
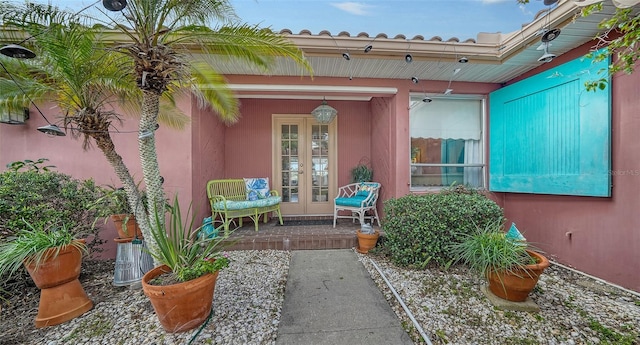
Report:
93,134,151,240
139,90,165,266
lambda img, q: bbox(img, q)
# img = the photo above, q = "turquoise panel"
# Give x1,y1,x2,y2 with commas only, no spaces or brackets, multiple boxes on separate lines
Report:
489,50,611,197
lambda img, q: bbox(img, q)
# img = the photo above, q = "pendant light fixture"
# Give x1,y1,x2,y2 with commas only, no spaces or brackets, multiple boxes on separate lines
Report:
541,28,561,42
0,48,66,136
537,42,556,63
311,98,338,124
0,44,36,59
103,0,127,11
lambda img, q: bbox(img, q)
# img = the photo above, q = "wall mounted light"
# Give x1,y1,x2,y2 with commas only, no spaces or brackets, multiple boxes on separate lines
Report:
311,98,338,124
458,56,468,63
364,45,372,53
342,52,350,60
411,76,419,84
0,108,29,125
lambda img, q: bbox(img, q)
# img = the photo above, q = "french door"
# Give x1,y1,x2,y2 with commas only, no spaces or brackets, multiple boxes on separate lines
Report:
273,115,337,215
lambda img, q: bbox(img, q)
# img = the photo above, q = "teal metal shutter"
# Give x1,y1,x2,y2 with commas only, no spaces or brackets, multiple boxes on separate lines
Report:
489,52,611,197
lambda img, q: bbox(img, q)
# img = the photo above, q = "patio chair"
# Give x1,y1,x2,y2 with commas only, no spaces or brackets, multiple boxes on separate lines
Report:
333,182,381,228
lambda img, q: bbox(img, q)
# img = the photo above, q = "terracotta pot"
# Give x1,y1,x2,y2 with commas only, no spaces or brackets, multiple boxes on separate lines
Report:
24,241,93,328
111,214,143,240
356,229,380,254
142,265,219,333
487,250,550,302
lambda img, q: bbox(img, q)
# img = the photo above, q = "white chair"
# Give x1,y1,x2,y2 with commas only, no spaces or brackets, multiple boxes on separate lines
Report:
333,182,381,228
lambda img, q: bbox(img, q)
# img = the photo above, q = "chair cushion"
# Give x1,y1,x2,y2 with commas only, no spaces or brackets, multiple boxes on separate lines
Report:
244,177,271,200
355,182,376,197
213,196,282,210
335,196,368,207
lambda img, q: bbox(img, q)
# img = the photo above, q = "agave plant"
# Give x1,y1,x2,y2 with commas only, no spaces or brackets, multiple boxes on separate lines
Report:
147,196,229,283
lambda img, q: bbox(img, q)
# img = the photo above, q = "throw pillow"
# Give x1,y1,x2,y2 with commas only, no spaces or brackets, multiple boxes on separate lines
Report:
244,177,271,200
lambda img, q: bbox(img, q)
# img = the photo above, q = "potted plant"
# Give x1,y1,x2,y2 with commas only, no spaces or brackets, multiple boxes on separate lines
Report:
351,161,373,183
356,223,380,254
141,196,230,333
449,219,549,302
92,185,144,240
0,221,92,327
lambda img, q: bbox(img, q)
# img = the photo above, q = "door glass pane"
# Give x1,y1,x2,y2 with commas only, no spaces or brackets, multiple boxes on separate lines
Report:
311,124,329,202
281,124,299,202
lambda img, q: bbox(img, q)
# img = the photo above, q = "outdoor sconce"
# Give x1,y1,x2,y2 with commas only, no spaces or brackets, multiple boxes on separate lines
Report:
311,98,338,124
0,108,29,125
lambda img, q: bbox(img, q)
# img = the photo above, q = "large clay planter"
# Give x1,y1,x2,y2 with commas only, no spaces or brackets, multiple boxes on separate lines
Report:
111,214,143,240
142,265,219,333
356,229,380,254
24,241,93,328
487,250,550,302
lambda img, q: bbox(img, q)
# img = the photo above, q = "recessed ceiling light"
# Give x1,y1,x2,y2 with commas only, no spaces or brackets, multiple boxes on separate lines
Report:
405,54,413,63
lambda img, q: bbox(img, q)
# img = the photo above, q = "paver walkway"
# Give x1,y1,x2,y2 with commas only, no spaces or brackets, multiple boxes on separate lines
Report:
276,249,414,345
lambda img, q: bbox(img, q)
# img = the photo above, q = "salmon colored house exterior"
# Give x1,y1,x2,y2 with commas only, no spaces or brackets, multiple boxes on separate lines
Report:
1,2,638,293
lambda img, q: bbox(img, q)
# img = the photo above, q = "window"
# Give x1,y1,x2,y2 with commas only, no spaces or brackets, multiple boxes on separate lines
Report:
409,96,485,189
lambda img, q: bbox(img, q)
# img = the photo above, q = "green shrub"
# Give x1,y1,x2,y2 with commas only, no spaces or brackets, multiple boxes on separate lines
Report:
381,186,504,268
0,169,104,253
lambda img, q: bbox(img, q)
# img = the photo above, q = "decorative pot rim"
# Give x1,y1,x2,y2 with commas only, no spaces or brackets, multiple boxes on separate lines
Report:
356,229,380,236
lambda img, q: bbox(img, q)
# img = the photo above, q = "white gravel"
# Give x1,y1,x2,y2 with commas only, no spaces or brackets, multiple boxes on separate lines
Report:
3,249,639,345
7,250,292,345
357,251,640,345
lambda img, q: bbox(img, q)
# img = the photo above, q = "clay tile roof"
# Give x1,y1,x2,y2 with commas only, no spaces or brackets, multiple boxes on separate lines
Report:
279,29,475,44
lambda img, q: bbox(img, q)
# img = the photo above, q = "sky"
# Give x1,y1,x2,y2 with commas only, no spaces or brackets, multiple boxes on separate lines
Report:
25,0,551,41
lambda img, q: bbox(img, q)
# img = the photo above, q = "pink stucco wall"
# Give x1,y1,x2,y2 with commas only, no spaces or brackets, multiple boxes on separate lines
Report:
0,98,194,258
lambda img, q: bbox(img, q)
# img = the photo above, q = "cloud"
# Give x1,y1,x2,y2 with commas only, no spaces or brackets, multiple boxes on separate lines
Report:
331,2,374,15
519,4,534,15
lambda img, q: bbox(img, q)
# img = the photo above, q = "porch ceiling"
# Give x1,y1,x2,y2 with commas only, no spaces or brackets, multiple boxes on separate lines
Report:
205,1,617,100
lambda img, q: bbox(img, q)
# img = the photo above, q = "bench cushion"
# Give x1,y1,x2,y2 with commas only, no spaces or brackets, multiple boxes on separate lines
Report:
213,196,282,210
335,196,370,207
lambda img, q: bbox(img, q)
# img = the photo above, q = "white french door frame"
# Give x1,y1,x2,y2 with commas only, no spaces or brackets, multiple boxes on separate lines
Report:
272,114,338,216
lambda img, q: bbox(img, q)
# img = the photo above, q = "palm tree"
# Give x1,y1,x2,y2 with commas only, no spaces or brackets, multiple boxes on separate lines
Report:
99,0,311,258
2,0,312,262
0,4,156,234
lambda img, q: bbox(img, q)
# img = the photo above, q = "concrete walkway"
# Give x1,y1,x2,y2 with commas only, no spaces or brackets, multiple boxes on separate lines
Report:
276,249,413,345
